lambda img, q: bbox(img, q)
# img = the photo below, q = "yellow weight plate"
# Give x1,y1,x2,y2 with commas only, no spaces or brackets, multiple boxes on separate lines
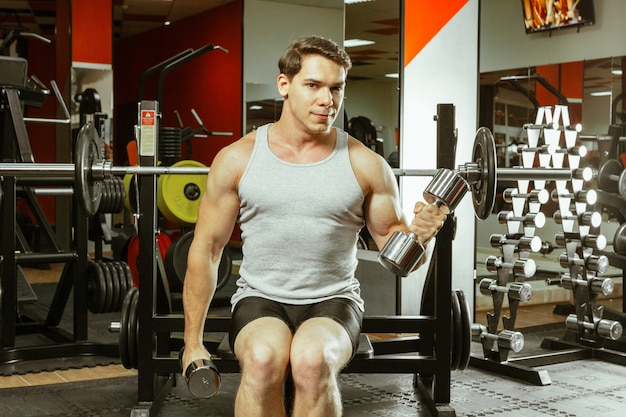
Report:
123,173,133,212
157,160,207,226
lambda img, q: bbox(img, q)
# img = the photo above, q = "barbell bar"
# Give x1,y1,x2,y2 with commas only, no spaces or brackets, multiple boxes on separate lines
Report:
0,123,593,218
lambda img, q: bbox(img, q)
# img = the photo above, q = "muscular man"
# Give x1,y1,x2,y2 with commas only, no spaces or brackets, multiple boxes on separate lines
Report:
182,35,447,417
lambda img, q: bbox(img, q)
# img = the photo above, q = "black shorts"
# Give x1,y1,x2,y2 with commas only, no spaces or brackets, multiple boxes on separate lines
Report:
230,296,364,357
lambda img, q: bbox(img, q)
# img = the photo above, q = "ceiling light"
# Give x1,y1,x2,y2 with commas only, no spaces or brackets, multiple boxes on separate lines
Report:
344,39,375,48
345,0,375,4
612,69,623,76
164,21,171,26
385,73,399,78
590,91,612,97
249,105,263,110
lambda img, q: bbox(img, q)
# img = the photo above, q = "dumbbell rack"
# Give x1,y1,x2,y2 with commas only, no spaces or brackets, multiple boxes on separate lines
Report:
471,105,626,385
128,103,462,416
0,60,118,366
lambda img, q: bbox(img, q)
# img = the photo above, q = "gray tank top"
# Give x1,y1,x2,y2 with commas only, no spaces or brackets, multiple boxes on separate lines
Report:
232,123,365,311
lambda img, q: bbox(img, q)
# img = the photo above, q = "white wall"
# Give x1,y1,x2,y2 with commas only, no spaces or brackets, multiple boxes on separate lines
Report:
480,0,626,72
400,1,480,314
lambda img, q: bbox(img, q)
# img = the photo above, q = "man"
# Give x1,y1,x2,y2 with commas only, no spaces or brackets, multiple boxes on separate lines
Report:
181,36,447,417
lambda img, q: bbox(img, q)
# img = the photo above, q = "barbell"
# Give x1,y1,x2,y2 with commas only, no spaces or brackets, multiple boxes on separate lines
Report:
0,123,588,221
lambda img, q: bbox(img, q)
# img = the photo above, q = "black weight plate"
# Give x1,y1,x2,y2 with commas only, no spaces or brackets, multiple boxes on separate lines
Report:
120,260,135,290
456,289,472,371
164,234,184,292
115,176,126,213
75,123,103,216
97,261,114,313
472,127,497,220
119,288,134,369
111,226,135,262
614,223,626,255
88,261,107,314
598,159,622,193
104,262,121,312
450,290,462,371
128,288,139,369
112,261,128,310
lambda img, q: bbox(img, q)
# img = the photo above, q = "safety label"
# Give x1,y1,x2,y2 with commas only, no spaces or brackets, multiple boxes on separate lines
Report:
140,109,156,156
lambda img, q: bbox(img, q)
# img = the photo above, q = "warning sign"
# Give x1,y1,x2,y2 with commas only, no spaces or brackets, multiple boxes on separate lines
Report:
141,110,155,126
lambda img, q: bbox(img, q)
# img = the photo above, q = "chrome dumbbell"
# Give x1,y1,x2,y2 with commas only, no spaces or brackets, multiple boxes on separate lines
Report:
479,277,533,302
484,256,537,280
502,188,549,204
565,314,623,341
471,324,524,352
550,189,597,205
179,347,221,398
489,234,542,253
559,273,615,296
497,211,546,228
555,232,607,251
554,210,602,228
558,252,609,274
378,168,466,277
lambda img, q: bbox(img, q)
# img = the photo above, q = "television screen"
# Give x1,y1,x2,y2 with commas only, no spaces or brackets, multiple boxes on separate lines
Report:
522,0,595,34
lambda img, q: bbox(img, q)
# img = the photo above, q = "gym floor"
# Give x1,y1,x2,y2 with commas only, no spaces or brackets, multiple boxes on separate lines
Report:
1,262,625,417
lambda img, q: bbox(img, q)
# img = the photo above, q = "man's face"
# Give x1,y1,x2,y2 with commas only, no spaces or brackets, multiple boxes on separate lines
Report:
278,54,347,134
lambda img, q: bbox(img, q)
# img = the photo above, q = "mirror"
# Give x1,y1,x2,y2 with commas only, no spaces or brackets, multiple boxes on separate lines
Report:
243,0,401,165
479,56,626,170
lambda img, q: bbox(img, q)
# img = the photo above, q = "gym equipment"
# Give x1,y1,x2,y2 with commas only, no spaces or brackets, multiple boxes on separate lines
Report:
156,160,207,226
378,168,467,276
559,273,615,297
550,189,597,205
497,211,546,228
489,234,542,253
502,188,549,204
479,277,533,302
555,232,607,251
163,231,232,292
179,347,221,398
597,159,626,197
553,210,602,228
565,314,623,341
558,252,609,274
471,324,524,353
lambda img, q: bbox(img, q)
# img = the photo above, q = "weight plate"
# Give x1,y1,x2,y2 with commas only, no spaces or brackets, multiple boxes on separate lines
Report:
165,231,232,292
119,288,134,369
456,289,472,371
128,288,139,369
120,261,134,291
111,225,135,262
112,261,128,311
105,261,121,312
123,173,134,212
75,123,103,216
450,290,462,371
98,261,114,313
614,222,626,255
471,127,497,220
87,260,107,313
157,160,208,226
598,159,622,193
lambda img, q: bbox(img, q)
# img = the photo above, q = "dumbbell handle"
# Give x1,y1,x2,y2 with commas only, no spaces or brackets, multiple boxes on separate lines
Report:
497,211,545,228
502,188,549,204
550,189,596,204
565,314,623,340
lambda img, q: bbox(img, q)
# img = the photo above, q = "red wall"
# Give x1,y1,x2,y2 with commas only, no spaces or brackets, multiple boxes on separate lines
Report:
72,0,113,65
113,0,243,168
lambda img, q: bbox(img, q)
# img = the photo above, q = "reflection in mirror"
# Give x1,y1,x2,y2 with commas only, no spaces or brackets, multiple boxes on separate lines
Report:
243,0,400,166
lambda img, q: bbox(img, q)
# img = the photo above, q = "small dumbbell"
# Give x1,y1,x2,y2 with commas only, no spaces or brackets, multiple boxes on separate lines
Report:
571,167,594,182
179,347,221,398
559,272,614,296
565,314,623,341
378,168,466,277
550,189,597,205
484,256,537,280
558,252,609,274
479,277,533,301
497,211,546,228
523,122,558,130
489,234,542,253
513,144,556,155
555,232,607,251
502,188,549,204
597,159,626,197
553,210,602,228
471,324,525,352
554,145,587,157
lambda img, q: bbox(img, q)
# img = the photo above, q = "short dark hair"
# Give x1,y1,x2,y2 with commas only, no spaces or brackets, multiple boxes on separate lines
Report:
278,35,352,80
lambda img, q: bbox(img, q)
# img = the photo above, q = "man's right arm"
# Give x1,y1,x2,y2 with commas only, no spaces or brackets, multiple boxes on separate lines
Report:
181,138,251,367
